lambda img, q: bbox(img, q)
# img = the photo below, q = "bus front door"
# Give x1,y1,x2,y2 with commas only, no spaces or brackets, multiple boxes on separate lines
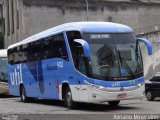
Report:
77,50,89,102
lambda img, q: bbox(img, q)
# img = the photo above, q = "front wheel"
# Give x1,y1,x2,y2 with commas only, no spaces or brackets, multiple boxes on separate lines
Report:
64,87,76,109
108,101,120,106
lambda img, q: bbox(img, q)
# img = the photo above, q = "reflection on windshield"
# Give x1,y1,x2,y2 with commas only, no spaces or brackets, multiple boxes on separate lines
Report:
0,57,8,81
83,33,143,80
96,44,120,77
117,44,143,77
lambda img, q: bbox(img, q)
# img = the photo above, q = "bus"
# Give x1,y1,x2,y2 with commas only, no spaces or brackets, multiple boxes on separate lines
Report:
7,22,152,108
0,49,8,95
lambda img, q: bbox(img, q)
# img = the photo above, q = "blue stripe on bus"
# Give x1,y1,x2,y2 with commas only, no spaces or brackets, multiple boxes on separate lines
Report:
38,61,45,94
92,76,144,87
26,62,37,81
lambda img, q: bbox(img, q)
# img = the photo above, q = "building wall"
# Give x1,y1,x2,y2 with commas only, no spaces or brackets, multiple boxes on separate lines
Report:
3,0,160,48
3,0,22,48
0,0,3,33
3,0,160,79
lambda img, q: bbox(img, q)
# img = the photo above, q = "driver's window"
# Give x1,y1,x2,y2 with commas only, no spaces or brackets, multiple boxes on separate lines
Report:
66,31,82,69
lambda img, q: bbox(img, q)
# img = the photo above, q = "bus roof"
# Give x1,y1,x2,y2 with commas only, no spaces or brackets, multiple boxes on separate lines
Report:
0,49,7,57
8,22,133,49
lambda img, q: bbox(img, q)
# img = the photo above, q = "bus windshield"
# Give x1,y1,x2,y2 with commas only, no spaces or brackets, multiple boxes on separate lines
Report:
0,57,8,82
82,33,143,80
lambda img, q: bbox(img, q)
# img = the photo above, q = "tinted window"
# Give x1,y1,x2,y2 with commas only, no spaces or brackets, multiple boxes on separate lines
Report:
52,34,68,60
83,33,136,44
8,33,68,64
152,75,160,82
66,31,82,69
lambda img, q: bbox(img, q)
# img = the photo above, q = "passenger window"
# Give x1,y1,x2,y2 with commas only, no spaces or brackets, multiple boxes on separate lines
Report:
8,33,69,65
53,34,68,60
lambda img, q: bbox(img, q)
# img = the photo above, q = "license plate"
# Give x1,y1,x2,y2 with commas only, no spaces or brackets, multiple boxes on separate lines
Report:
117,93,127,99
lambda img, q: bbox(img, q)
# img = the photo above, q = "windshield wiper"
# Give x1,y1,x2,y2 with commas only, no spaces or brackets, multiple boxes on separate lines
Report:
130,44,143,74
118,51,135,79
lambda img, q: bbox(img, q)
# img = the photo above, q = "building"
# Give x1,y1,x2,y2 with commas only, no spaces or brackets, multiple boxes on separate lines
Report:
0,0,4,48
3,0,21,48
0,0,3,33
3,0,160,48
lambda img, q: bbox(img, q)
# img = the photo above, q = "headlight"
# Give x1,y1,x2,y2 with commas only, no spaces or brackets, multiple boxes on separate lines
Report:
84,80,106,90
93,84,105,90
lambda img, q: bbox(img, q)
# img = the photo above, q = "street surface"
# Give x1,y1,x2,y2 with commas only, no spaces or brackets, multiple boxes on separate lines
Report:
0,95,160,114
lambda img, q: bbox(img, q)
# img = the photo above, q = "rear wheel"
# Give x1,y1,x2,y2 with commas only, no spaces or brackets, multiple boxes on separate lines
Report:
20,85,29,102
64,87,76,109
108,101,120,106
146,90,154,101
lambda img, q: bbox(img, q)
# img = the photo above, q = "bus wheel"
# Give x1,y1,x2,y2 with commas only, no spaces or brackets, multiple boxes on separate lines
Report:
108,101,120,106
146,90,154,101
64,87,76,109
20,86,29,102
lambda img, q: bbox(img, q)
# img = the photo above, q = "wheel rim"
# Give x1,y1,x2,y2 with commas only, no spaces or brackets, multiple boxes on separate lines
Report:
66,91,72,106
21,87,25,101
147,91,152,100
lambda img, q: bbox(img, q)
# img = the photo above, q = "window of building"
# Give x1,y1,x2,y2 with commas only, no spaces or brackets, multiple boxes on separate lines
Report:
6,0,10,35
17,10,19,29
11,0,14,34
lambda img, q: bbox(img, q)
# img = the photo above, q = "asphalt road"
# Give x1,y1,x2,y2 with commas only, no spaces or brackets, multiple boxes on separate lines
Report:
0,95,160,120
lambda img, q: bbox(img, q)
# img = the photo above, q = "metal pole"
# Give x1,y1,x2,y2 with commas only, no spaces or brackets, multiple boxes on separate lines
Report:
85,0,89,20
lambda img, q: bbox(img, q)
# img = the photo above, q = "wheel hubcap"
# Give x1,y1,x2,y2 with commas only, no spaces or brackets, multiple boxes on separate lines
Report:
66,92,72,105
147,92,151,99
22,88,25,101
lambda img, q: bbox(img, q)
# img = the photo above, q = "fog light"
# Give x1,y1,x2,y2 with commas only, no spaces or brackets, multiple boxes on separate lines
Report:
92,94,96,98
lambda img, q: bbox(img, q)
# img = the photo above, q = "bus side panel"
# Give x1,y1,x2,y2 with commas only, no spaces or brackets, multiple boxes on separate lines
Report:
8,64,21,96
39,58,74,100
37,59,59,99
24,62,38,97
40,58,80,101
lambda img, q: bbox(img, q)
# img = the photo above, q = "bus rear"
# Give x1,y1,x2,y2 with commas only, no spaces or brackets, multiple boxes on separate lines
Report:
0,49,8,94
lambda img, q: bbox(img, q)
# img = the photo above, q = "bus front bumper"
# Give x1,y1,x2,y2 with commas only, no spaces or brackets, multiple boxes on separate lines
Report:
88,85,145,103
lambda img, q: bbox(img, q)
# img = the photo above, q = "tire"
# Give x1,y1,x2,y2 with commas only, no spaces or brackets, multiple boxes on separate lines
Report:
64,87,76,109
20,85,29,102
146,90,154,101
108,101,120,106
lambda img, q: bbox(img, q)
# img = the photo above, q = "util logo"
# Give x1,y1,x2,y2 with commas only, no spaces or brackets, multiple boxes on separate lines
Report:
10,64,22,86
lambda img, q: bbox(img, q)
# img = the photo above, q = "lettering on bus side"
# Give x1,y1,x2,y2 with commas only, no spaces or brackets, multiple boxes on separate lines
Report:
46,64,58,70
10,65,22,86
46,61,64,71
57,61,63,68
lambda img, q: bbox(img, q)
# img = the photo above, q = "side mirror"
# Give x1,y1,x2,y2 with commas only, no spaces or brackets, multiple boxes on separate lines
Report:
137,38,152,55
74,39,90,57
